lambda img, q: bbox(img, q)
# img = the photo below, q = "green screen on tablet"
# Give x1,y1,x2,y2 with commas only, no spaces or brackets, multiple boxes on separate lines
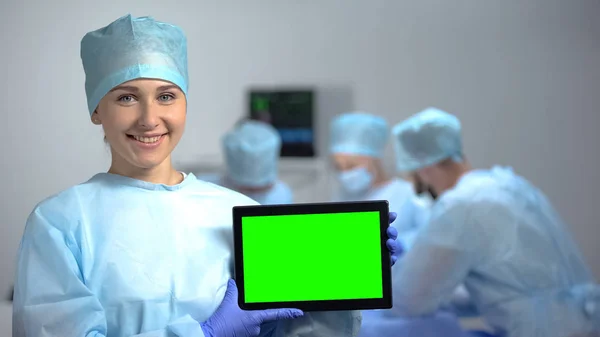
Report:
241,211,383,303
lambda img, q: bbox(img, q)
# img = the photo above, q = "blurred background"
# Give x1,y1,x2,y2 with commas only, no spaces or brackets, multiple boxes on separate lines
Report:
1,0,599,333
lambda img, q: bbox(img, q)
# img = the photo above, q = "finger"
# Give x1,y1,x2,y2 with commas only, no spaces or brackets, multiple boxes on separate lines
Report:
386,238,398,254
387,226,398,240
256,308,304,323
388,212,397,224
391,255,398,266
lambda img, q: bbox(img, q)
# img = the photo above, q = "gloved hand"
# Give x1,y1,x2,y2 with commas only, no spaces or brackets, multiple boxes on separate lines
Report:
201,279,304,337
386,212,404,265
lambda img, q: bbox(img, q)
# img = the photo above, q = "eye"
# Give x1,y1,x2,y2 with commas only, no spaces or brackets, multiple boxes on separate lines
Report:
158,93,175,102
117,95,136,103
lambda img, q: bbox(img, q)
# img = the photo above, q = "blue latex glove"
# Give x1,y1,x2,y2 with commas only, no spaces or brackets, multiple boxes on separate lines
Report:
201,279,303,337
387,212,404,265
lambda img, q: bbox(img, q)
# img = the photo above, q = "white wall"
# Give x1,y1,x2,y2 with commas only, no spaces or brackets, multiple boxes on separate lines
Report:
1,0,599,321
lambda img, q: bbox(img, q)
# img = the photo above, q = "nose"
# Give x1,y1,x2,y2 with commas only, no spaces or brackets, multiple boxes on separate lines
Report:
137,100,160,129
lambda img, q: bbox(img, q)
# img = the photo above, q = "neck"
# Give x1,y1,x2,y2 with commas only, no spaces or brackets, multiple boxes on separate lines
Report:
108,154,183,185
436,161,473,194
371,160,391,188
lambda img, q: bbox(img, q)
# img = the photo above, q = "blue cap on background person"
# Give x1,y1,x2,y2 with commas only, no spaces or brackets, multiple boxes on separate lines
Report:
330,112,390,158
392,107,463,172
222,120,282,188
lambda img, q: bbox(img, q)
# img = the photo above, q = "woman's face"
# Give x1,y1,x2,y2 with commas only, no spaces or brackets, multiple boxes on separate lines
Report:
92,79,186,173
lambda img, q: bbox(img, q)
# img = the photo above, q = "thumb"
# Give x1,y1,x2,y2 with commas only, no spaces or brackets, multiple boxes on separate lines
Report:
224,279,238,299
255,308,304,323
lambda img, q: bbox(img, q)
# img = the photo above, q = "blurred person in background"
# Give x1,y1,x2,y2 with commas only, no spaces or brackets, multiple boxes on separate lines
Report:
329,112,467,337
329,111,430,249
201,120,293,205
388,107,600,337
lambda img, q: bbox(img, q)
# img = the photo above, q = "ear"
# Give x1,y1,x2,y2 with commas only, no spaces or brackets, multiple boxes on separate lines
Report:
91,110,102,125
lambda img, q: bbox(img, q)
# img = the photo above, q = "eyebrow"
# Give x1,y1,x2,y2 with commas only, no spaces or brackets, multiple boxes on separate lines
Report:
109,84,181,93
156,84,180,92
109,85,139,93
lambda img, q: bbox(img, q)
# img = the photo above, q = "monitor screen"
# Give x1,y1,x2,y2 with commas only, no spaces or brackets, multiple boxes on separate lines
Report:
248,89,315,157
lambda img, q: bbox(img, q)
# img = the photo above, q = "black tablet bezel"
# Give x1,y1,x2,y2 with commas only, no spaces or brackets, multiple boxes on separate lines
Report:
233,200,392,312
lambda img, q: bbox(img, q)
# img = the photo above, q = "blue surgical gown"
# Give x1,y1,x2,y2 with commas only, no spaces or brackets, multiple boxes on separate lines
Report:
12,173,360,337
389,166,600,337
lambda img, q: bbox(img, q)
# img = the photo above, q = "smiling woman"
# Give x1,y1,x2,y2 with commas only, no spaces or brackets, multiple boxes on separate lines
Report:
93,80,187,182
11,13,400,337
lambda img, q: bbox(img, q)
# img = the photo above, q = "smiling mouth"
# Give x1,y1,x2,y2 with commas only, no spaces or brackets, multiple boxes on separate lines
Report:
127,134,166,144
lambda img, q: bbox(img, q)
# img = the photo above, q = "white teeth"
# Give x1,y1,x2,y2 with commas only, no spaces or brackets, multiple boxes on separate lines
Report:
133,135,161,143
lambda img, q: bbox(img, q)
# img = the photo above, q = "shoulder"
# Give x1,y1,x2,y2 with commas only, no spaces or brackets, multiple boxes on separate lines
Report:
373,179,415,204
32,176,100,215
273,180,292,193
195,173,223,185
191,178,259,206
432,169,521,233
24,178,95,236
440,170,510,209
388,179,415,196
31,173,129,215
28,174,259,232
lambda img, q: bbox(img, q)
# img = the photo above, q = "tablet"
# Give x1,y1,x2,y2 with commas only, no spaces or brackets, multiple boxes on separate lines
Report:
232,200,392,312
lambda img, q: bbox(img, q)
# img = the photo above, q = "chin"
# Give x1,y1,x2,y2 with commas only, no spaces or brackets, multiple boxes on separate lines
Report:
138,160,169,170
109,142,174,172
127,154,170,170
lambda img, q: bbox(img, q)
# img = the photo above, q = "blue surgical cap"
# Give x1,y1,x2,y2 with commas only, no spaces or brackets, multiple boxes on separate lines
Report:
80,14,189,115
392,107,463,172
222,120,282,188
330,112,389,158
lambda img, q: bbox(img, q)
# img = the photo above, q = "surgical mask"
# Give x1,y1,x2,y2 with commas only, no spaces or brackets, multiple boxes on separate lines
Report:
337,167,373,195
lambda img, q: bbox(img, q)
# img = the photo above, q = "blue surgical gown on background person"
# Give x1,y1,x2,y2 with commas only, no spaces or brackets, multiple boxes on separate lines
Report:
359,310,468,337
389,166,600,337
12,173,360,337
